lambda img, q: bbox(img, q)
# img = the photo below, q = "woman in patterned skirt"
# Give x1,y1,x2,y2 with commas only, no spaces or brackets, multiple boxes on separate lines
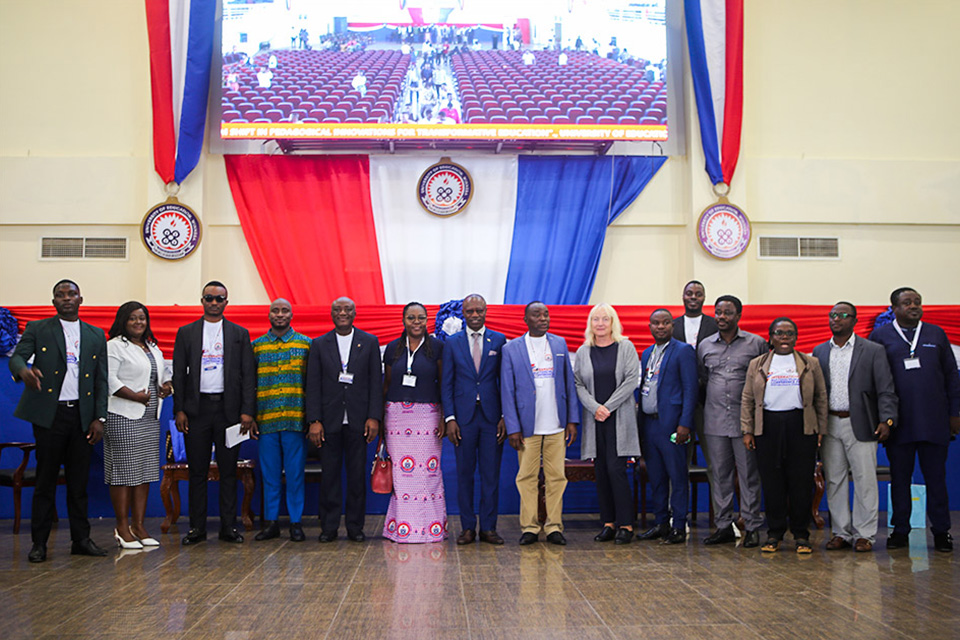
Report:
105,302,172,548
382,302,447,543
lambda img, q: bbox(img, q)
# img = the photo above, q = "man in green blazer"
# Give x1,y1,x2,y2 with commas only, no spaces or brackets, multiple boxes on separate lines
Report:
8,279,109,563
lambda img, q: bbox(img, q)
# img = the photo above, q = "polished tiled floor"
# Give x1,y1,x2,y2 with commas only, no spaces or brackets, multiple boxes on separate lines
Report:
2,514,958,640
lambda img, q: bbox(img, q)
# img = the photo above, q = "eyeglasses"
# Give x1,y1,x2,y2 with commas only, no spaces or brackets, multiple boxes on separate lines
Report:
828,312,855,320
203,295,227,303
772,330,796,338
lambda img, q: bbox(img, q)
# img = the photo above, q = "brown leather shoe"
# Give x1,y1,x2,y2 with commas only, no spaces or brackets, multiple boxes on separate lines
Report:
457,529,476,545
854,538,873,552
479,530,505,545
825,536,852,551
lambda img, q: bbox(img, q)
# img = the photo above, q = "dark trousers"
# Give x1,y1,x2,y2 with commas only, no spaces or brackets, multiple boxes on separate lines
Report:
31,404,91,544
595,418,634,527
643,415,688,529
755,409,818,541
184,397,238,533
886,440,950,535
319,423,368,535
453,412,504,532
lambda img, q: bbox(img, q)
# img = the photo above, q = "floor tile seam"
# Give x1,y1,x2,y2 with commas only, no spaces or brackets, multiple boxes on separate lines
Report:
556,557,617,637
321,537,369,640
454,539,474,639
729,598,916,640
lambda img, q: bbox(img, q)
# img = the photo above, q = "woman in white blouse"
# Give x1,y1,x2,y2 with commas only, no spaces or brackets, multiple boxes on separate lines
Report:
105,302,172,549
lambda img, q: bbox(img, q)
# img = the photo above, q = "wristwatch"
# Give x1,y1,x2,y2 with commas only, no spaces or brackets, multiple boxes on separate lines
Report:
886,418,894,427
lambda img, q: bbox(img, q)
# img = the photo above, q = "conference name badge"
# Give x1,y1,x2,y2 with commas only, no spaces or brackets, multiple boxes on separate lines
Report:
141,197,202,260
417,158,473,217
697,194,751,260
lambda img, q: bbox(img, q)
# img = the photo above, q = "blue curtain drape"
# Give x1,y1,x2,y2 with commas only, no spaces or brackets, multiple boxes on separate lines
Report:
504,155,667,305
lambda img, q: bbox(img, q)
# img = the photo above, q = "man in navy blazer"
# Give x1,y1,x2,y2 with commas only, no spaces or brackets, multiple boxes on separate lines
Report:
305,297,383,543
442,294,508,545
636,309,698,544
501,302,579,545
870,287,960,552
813,302,898,552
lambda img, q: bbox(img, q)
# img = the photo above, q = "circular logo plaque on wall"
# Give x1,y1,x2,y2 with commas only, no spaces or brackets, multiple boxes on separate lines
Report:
697,200,751,260
141,198,202,260
417,158,473,217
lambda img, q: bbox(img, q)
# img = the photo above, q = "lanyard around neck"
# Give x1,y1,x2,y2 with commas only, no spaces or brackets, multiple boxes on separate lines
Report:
893,320,922,357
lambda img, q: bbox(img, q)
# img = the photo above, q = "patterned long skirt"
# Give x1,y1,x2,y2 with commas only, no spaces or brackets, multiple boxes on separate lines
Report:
382,402,448,543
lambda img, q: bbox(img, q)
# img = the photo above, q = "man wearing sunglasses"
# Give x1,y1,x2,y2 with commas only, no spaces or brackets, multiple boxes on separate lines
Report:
173,281,256,546
813,302,897,553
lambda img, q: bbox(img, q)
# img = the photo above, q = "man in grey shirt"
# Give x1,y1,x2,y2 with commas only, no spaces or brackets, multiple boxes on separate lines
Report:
697,295,768,548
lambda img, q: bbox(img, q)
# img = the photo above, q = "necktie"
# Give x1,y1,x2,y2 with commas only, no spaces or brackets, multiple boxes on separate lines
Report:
472,332,482,373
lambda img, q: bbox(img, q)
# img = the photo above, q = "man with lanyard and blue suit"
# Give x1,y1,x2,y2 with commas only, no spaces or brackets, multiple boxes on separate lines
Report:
442,294,508,546
870,287,960,552
501,301,580,546
636,309,699,544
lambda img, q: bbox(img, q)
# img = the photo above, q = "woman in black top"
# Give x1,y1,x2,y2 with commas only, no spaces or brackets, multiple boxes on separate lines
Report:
381,302,447,543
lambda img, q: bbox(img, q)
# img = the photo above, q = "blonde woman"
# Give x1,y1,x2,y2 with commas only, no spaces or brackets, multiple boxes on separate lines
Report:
574,304,640,544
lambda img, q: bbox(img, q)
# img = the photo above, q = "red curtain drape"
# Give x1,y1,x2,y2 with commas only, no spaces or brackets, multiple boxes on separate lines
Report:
225,155,385,305
8,305,960,357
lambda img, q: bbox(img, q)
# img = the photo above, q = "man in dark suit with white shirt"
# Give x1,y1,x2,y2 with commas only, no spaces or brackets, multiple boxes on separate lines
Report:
672,280,719,348
813,302,897,553
441,294,507,545
305,297,383,543
173,281,256,546
9,279,109,562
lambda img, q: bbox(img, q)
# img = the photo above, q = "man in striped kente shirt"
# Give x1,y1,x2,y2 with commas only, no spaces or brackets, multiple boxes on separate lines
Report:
252,298,312,542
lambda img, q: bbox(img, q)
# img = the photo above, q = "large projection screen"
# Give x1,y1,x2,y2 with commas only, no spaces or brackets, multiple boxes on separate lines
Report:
217,0,674,145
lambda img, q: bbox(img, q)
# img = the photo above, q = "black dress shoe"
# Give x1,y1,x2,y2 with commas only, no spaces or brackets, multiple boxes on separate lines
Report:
347,531,366,543
886,532,909,549
933,532,953,552
661,528,686,545
319,531,338,543
614,528,634,545
255,521,280,541
637,523,670,541
457,529,476,545
289,523,305,542
182,529,207,546
546,531,567,546
518,532,538,545
218,529,244,543
704,525,736,545
594,526,616,542
71,538,108,557
479,530,505,545
28,543,47,563
742,530,761,548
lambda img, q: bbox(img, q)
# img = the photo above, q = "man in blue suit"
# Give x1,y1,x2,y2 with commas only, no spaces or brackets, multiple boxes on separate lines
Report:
501,301,579,546
636,309,698,544
442,294,508,545
870,287,960,552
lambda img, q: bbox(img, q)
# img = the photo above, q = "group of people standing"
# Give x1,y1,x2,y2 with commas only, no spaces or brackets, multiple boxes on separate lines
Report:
9,280,958,564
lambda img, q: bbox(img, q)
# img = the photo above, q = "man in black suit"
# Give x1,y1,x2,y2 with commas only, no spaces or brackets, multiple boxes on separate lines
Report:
673,280,718,469
173,281,256,545
9,280,109,562
305,297,383,542
813,302,897,553
672,280,718,348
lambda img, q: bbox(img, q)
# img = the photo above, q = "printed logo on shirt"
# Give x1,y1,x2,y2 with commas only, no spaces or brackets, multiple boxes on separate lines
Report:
768,370,799,387
66,339,80,365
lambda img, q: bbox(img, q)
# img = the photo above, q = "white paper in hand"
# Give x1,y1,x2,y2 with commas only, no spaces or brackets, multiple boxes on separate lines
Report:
225,424,249,449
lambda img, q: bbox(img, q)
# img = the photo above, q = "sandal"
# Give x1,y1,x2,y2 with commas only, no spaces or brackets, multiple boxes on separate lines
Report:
796,539,813,554
761,538,780,553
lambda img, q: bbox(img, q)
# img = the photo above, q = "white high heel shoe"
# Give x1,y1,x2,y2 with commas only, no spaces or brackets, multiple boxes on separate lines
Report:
130,525,160,546
114,529,144,550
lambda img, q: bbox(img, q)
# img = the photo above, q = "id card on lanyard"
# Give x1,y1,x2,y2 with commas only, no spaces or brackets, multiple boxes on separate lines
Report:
893,320,922,371
403,337,422,387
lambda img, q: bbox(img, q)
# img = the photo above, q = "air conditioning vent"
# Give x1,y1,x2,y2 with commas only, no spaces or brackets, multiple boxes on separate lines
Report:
758,236,839,259
40,237,128,260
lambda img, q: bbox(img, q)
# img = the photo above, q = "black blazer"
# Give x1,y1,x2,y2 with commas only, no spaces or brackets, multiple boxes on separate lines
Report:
673,314,719,346
305,328,383,432
813,337,898,442
172,318,256,421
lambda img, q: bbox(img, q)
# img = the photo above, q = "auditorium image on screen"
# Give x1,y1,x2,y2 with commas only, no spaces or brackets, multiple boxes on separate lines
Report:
219,0,668,143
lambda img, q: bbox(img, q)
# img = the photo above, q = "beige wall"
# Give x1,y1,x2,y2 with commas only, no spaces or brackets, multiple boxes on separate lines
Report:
2,0,958,308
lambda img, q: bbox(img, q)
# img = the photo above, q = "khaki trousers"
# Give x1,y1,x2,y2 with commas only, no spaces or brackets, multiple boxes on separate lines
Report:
517,432,567,535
